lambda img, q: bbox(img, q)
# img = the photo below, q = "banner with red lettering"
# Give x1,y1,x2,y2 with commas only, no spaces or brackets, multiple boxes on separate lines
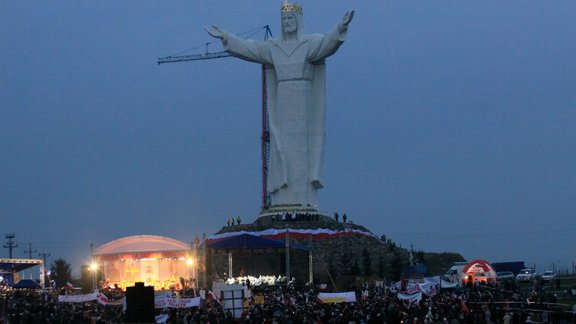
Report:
154,297,201,309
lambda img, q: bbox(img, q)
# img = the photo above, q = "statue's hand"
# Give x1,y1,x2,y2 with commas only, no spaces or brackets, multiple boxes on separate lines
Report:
205,25,225,39
342,10,354,27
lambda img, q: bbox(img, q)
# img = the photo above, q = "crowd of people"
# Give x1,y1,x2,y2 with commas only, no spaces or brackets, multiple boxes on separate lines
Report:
227,216,242,227
270,212,321,223
1,277,575,323
224,210,358,226
0,284,124,323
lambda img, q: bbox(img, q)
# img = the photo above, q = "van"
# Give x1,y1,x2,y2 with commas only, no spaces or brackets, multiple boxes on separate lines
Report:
443,262,468,285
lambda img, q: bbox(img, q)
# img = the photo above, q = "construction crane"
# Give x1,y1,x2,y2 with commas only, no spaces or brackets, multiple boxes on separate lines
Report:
158,25,274,210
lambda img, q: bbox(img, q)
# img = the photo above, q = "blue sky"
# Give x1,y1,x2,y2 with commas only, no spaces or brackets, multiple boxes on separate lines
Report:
1,1,575,275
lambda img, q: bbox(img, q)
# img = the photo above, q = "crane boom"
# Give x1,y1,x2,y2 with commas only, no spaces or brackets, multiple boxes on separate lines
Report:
157,51,231,65
158,25,273,210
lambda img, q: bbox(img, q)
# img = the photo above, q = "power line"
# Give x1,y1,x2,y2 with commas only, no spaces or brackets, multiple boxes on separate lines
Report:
3,233,18,259
24,242,37,259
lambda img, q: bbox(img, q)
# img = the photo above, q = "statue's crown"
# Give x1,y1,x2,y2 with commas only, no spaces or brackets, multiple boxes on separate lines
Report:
281,0,302,13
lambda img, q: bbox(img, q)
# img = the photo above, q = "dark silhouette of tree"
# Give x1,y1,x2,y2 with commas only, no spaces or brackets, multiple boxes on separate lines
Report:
390,250,404,280
416,250,425,264
79,264,95,293
361,248,372,277
339,249,352,276
50,258,72,288
388,240,396,252
377,253,386,279
328,254,338,281
351,259,361,276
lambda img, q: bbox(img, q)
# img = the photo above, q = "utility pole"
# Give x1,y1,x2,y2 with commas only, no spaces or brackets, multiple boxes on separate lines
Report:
285,230,290,283
24,242,37,259
202,233,207,289
38,252,51,267
38,252,51,289
3,233,18,259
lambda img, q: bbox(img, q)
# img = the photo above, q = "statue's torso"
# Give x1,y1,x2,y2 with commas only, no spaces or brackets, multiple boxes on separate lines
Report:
269,38,316,82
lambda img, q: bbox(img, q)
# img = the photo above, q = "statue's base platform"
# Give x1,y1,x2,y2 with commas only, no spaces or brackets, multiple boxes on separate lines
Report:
257,204,333,226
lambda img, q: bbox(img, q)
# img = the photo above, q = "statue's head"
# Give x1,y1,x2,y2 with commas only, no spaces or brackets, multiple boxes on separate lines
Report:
281,0,303,40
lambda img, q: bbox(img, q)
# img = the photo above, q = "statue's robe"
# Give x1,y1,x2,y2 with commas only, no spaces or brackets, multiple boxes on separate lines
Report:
223,26,347,207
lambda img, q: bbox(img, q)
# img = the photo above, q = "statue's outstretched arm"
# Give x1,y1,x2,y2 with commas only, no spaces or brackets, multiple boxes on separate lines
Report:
205,25,226,40
338,11,355,33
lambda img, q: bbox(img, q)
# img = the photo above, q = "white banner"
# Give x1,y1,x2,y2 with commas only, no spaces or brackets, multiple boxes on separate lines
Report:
397,292,422,303
154,297,201,309
317,292,356,303
58,292,98,303
423,276,441,284
440,279,459,289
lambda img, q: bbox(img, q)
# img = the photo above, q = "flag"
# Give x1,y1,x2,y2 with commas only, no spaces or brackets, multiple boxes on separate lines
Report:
406,283,421,294
424,285,437,297
460,299,470,313
98,293,109,304
208,290,221,305
155,314,169,324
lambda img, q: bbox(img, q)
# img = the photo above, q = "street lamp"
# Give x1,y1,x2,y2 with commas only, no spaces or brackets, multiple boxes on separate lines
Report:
90,262,98,290
186,258,195,288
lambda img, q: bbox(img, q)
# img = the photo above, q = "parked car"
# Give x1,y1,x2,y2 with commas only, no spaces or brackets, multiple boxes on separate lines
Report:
541,270,556,281
497,271,515,281
516,268,537,282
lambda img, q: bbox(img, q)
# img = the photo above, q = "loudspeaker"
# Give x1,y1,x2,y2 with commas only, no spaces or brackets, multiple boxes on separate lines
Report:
125,282,155,323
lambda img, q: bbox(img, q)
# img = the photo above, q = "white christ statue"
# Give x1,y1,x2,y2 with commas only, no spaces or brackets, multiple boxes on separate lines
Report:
207,2,354,209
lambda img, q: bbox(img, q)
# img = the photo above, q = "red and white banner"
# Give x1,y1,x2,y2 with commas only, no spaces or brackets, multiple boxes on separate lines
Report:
207,228,380,243
317,292,357,304
58,291,124,306
154,297,201,309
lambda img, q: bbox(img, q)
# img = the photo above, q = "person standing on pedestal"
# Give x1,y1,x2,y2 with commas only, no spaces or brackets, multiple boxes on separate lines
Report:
206,1,354,209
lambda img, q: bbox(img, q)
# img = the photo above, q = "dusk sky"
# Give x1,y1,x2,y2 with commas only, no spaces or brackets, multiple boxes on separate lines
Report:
1,1,575,275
